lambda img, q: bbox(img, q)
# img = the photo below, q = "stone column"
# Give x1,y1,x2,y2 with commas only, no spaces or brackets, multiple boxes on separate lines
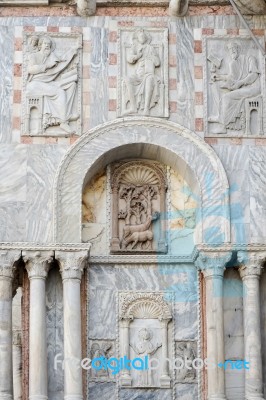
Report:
55,251,89,400
0,250,21,400
160,319,171,388
12,331,22,400
23,250,54,400
238,251,265,400
196,251,232,400
120,318,132,386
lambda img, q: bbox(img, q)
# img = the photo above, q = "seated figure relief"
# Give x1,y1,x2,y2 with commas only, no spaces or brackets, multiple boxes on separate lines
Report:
24,34,82,136
207,39,263,135
119,28,168,118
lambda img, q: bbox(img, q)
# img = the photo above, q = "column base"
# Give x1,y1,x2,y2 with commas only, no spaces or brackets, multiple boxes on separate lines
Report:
245,397,265,400
160,375,171,388
29,396,48,400
0,395,13,400
120,375,132,386
209,396,227,400
64,396,83,400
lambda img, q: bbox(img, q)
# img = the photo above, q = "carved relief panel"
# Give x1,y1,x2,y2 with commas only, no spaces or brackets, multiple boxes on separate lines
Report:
22,33,82,136
175,341,197,383
110,160,167,253
118,28,169,117
119,292,173,388
205,37,265,136
88,340,116,382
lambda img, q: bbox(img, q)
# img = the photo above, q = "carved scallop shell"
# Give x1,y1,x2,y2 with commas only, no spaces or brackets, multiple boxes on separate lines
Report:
119,166,159,186
128,300,162,319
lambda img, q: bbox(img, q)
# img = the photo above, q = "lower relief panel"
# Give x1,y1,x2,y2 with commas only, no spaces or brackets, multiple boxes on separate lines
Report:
86,264,199,399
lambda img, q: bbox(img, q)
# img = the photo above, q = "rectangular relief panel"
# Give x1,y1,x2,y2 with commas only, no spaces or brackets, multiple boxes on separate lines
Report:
118,28,169,118
22,32,82,136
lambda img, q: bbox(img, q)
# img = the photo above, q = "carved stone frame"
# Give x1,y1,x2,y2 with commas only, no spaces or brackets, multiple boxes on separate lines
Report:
118,291,173,389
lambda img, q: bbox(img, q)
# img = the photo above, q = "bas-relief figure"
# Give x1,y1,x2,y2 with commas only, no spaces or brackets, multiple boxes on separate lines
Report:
206,39,263,136
88,340,115,381
175,341,197,382
119,292,172,389
119,28,168,117
110,161,167,253
23,33,82,136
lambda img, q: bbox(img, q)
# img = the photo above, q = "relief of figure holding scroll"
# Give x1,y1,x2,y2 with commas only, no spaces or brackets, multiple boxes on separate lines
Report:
208,40,261,134
26,35,80,134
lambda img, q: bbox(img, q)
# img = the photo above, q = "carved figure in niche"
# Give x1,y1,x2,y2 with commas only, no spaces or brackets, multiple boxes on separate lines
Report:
130,328,162,386
208,40,261,134
26,35,80,134
124,29,161,116
27,36,40,53
176,341,197,382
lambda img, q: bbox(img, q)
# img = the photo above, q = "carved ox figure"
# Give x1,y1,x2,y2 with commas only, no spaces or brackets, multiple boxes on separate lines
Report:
121,211,159,250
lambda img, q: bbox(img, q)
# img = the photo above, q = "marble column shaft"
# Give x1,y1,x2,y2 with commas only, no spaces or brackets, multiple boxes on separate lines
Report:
0,251,21,400
23,250,54,400
196,251,232,400
55,251,88,400
238,251,265,400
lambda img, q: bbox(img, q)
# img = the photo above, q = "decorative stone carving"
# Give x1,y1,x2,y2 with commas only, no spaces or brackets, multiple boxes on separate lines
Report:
205,38,264,136
88,340,116,381
119,291,173,388
110,160,167,253
195,251,232,277
0,250,21,279
23,33,82,136
118,28,168,117
175,341,197,382
23,250,54,279
56,250,89,281
168,0,189,16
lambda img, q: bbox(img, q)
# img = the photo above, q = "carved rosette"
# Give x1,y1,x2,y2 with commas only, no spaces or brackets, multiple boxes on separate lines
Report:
237,250,266,279
110,160,167,253
56,250,89,281
119,291,172,321
23,250,54,279
195,251,232,278
0,250,21,280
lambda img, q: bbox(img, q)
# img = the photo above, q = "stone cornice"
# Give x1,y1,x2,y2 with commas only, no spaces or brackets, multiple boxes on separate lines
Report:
0,250,21,279
0,242,91,251
56,250,89,281
23,250,54,279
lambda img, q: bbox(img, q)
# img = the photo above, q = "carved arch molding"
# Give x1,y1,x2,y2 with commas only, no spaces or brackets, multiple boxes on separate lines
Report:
54,117,230,245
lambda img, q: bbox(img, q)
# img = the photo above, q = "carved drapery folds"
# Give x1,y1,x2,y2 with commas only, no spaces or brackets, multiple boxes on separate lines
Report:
22,33,82,137
205,37,264,136
110,160,167,253
119,292,173,388
118,28,168,117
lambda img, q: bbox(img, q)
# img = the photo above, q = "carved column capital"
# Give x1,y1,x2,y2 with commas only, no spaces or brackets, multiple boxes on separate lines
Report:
0,250,21,280
55,250,89,281
23,250,54,280
195,251,232,278
237,251,265,279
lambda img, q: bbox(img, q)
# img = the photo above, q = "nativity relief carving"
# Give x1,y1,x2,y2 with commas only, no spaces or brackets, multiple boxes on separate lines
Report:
23,33,82,136
118,28,168,117
119,292,173,388
206,38,264,136
110,161,167,253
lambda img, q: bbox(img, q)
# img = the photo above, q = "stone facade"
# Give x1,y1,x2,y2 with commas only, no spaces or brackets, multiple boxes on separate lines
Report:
0,1,266,400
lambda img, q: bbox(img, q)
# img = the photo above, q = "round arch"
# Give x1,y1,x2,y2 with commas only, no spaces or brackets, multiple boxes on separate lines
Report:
53,117,230,245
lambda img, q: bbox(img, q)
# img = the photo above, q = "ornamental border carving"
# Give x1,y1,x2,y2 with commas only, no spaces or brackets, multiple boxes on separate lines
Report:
203,35,266,138
53,117,230,245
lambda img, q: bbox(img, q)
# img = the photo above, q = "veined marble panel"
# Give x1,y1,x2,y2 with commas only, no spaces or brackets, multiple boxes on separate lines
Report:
120,388,172,400
26,144,67,243
88,288,116,339
0,26,14,143
90,27,109,128
175,383,198,399
88,382,116,399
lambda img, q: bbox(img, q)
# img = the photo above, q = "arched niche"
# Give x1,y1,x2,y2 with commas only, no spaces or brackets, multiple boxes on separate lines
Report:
53,117,230,245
